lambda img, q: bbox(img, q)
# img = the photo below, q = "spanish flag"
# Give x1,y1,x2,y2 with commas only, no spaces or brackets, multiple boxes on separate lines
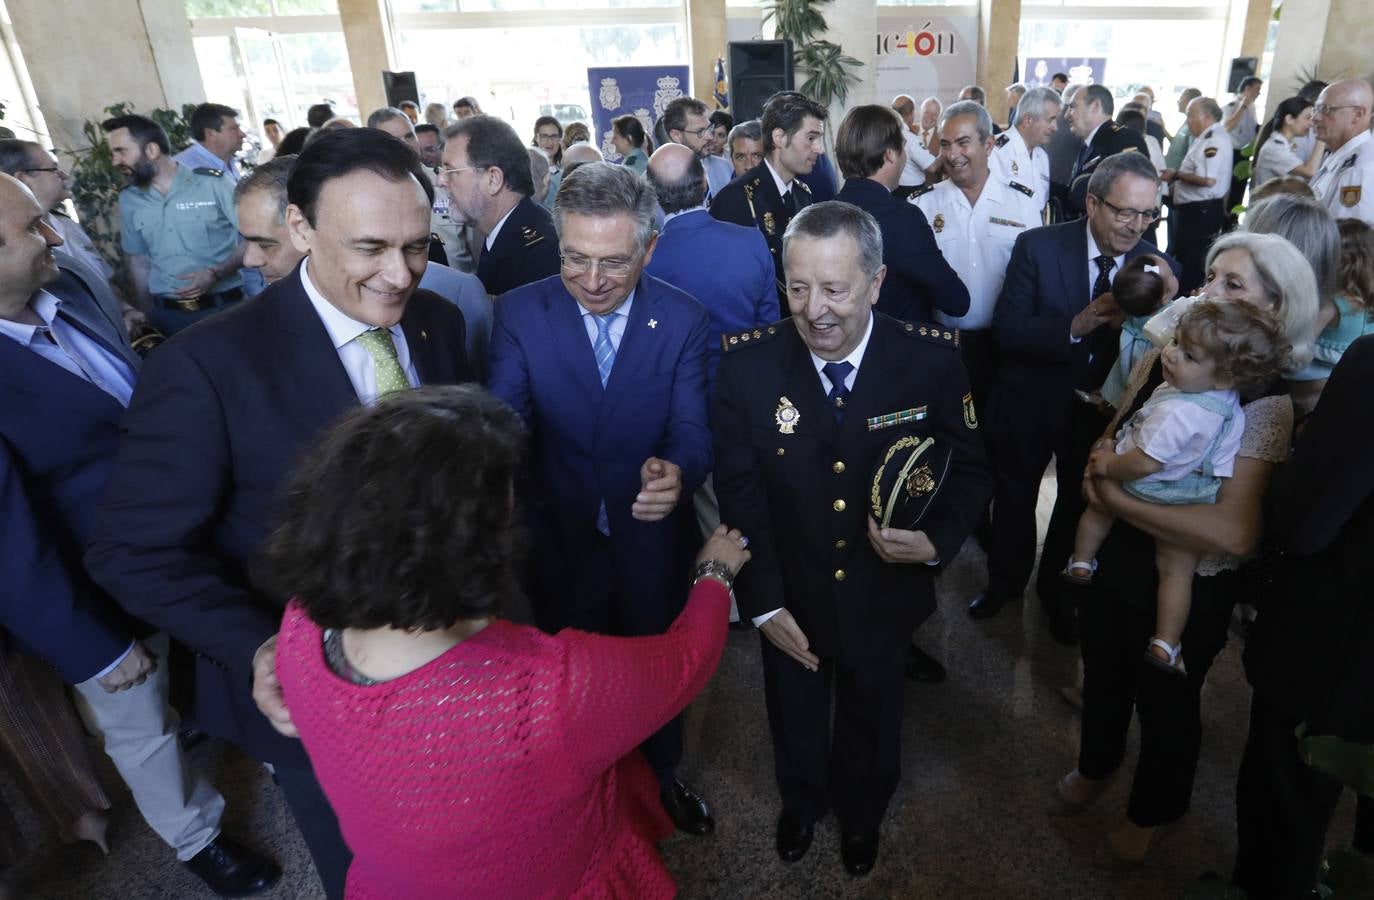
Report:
714,57,729,110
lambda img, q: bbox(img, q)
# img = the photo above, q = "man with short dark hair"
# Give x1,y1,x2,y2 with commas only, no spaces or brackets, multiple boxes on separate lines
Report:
176,103,245,181
88,128,473,900
726,119,764,177
105,113,246,334
414,122,442,168
959,84,987,106
306,103,335,128
711,91,828,297
486,161,715,839
1050,72,1069,93
452,96,481,119
976,152,1177,639
1065,84,1149,215
366,106,417,146
398,99,420,124
714,200,990,876
708,109,733,157
661,96,735,198
441,115,559,296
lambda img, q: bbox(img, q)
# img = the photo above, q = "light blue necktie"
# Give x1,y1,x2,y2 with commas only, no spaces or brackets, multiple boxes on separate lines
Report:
593,311,617,387
592,311,618,535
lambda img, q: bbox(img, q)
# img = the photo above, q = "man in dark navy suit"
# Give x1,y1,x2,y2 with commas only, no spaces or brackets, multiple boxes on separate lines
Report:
0,173,280,896
975,152,1178,641
1065,85,1149,217
441,115,559,297
712,91,829,298
833,104,970,324
645,142,778,381
86,130,472,900
714,202,991,876
486,162,716,836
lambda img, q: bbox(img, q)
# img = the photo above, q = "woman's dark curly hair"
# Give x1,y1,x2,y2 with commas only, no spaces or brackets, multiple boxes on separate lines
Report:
260,385,526,631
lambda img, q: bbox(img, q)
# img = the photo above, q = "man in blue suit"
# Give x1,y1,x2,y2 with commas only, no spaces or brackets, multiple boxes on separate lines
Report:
976,153,1178,641
0,173,280,895
644,142,778,382
486,162,715,835
833,104,971,324
85,130,472,900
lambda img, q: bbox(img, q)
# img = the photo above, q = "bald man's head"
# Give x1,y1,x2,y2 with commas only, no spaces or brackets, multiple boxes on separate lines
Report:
1314,78,1374,150
646,143,706,214
562,143,603,167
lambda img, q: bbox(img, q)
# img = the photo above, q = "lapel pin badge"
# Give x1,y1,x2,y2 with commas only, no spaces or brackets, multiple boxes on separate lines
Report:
648,318,658,329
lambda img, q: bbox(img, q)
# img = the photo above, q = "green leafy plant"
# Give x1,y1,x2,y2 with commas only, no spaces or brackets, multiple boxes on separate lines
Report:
68,102,195,282
761,0,863,110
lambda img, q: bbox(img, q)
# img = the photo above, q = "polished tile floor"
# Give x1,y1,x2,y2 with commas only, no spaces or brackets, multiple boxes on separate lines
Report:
9,480,1357,899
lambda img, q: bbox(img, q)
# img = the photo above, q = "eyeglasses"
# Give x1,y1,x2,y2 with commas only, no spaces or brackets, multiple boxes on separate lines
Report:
679,126,711,139
536,132,561,141
1095,196,1160,225
1312,104,1361,117
559,252,636,278
20,166,62,176
436,165,485,180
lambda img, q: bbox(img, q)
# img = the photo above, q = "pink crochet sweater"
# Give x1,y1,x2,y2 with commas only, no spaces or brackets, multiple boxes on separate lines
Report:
276,578,730,899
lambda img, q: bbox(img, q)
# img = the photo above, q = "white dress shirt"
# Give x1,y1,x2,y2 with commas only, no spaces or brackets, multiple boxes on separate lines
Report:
752,313,874,628
1311,130,1374,226
989,126,1050,209
899,129,936,187
300,257,419,404
578,291,635,355
484,204,518,251
765,158,795,201
913,178,1041,330
1252,132,1305,186
1174,127,1233,203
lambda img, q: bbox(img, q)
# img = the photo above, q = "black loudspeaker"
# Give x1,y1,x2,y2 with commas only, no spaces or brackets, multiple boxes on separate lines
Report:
1226,57,1258,94
728,40,794,122
382,71,420,109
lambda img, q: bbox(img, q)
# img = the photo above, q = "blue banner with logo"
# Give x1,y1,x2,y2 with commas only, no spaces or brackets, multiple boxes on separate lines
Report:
1023,57,1107,88
587,65,691,164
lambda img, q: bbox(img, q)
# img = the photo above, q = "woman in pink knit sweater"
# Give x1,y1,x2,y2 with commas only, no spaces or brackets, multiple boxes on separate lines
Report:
262,385,749,899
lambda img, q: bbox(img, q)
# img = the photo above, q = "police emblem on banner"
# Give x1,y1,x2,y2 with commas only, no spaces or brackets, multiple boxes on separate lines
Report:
653,76,683,119
598,77,622,111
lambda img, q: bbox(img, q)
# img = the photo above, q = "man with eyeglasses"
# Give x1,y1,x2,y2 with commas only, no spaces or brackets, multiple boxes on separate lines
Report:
440,115,559,297
1309,78,1374,226
0,140,145,337
978,152,1177,643
661,97,735,201
1160,96,1232,294
486,161,716,840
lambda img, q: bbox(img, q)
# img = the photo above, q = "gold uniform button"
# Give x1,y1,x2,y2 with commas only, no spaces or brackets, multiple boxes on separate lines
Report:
833,499,846,512
834,569,846,581
835,539,847,549
832,461,845,474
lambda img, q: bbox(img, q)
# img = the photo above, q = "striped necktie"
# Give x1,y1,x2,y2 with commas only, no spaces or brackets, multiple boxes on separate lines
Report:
592,312,617,387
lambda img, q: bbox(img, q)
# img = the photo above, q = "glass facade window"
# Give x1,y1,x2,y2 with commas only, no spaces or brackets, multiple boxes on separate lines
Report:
185,0,337,14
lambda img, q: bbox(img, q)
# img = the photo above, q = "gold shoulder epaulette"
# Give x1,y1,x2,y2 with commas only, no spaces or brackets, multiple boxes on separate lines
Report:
520,225,544,247
720,323,780,353
1008,180,1034,198
899,320,959,348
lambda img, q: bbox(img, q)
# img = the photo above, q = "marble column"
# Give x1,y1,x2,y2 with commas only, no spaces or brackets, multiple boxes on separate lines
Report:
338,0,396,119
977,0,1020,101
688,0,728,105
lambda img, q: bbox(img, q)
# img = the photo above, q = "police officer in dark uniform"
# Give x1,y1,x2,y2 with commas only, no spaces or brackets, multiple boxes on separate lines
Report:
439,115,559,297
713,202,991,878
712,91,829,299
1065,84,1149,216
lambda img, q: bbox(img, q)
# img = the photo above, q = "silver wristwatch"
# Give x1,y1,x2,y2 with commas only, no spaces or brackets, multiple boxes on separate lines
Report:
692,559,734,590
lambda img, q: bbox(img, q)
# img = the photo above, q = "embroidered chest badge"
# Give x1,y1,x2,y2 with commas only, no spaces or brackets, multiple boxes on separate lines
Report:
932,213,945,234
775,396,800,434
1342,185,1363,208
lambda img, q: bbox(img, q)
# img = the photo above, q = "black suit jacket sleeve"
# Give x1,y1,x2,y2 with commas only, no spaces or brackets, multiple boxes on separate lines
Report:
1273,335,1374,556
895,205,971,318
712,354,787,620
991,231,1077,364
920,351,993,565
85,340,280,673
709,184,752,229
0,440,131,684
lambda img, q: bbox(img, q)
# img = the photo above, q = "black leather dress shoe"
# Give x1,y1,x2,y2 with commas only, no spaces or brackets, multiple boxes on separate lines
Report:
660,778,714,836
840,830,879,876
1045,602,1080,646
905,645,947,683
968,590,1015,620
183,836,281,898
775,813,814,863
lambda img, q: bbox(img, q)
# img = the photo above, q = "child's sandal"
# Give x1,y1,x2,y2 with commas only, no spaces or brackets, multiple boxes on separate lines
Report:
1143,638,1188,677
1060,558,1098,585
